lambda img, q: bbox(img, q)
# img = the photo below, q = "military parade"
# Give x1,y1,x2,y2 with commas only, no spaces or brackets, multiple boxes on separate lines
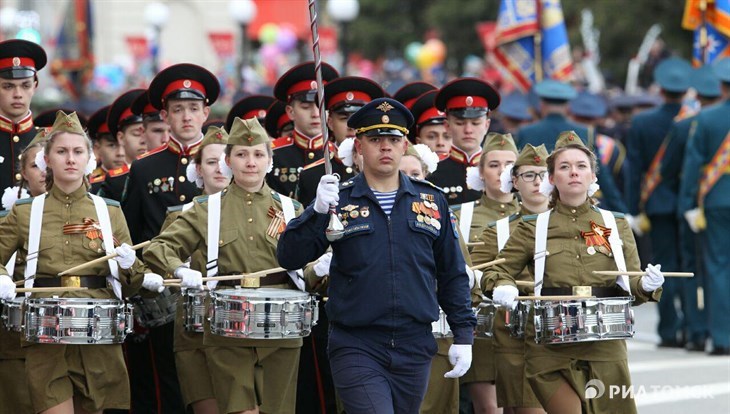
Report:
0,0,728,413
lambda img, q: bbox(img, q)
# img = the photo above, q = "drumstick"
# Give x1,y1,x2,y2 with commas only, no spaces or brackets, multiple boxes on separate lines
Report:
515,295,594,301
16,287,89,293
466,241,485,246
58,241,151,276
470,258,506,271
164,266,287,284
591,270,694,278
515,280,533,286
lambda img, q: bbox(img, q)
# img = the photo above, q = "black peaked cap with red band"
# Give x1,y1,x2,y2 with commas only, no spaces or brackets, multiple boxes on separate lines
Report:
148,63,220,110
435,78,500,119
107,89,145,136
408,90,445,143
324,76,386,114
87,106,112,141
392,81,437,109
226,95,276,131
273,61,338,103
131,90,162,121
264,100,293,138
0,39,47,79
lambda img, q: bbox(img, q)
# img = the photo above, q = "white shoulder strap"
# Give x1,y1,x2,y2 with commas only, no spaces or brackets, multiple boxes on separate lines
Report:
496,217,510,252
458,201,475,242
5,252,17,280
182,201,194,212
279,194,305,291
24,195,46,294
90,194,122,299
598,208,631,294
533,210,551,297
206,192,222,289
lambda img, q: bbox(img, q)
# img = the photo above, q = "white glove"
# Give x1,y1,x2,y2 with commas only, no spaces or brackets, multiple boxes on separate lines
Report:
175,267,203,290
314,174,340,214
492,284,519,308
313,252,333,278
625,215,644,237
142,273,165,293
0,275,16,301
444,344,472,378
114,243,136,270
465,266,482,290
684,208,702,234
641,263,664,292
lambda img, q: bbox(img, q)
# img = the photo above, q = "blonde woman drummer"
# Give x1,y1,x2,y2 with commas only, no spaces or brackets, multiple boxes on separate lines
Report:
456,132,518,414
471,144,550,413
156,125,231,414
144,117,306,414
0,111,158,414
0,129,48,414
488,131,665,414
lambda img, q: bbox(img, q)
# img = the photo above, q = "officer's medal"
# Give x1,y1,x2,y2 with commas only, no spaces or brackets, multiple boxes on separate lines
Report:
580,221,612,257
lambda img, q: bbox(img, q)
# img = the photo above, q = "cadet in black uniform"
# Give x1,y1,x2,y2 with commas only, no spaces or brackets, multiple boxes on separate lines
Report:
131,88,171,150
86,105,117,194
407,89,450,159
264,100,294,139
0,39,46,193
226,94,275,131
266,61,338,197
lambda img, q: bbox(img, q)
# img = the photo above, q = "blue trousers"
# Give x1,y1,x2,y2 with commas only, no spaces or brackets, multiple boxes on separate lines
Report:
704,209,730,348
679,220,708,343
328,324,437,414
649,214,683,342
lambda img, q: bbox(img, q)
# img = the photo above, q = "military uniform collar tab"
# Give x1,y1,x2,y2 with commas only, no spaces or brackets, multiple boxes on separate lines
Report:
168,134,203,155
449,145,481,166
50,183,88,202
292,128,324,151
0,111,33,134
554,199,592,216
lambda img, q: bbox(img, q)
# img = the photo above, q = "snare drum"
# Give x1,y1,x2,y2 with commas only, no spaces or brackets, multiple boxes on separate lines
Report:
130,287,181,328
183,289,208,333
474,298,496,338
209,288,317,339
1,297,24,332
533,296,634,344
24,297,133,344
504,301,531,339
432,308,452,338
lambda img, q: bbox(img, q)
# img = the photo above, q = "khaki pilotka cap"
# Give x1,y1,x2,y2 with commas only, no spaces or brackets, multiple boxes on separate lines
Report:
228,117,269,146
50,111,86,135
514,144,549,168
200,125,229,147
26,127,50,148
554,130,588,151
482,131,518,154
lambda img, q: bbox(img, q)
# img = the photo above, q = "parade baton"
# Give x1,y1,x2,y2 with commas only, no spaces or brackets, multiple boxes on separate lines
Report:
308,0,344,242
591,270,694,278
466,241,485,247
57,241,151,276
469,258,506,271
515,295,594,301
17,287,89,293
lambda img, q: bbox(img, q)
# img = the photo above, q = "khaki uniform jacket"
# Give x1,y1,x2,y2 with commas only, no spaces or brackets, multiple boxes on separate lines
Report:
488,200,662,361
144,182,304,348
455,193,520,246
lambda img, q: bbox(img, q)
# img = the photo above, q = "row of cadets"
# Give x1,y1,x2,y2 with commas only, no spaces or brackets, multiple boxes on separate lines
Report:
120,63,220,413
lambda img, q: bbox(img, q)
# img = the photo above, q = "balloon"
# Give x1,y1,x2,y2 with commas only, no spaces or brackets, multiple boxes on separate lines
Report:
260,44,281,66
276,26,298,52
423,38,446,63
405,42,422,64
258,23,279,44
416,47,438,70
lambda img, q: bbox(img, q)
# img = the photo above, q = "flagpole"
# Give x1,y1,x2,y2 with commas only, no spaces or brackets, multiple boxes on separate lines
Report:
700,0,708,64
534,0,543,82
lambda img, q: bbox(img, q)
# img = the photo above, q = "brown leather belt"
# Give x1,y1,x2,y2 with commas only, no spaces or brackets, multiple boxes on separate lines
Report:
219,271,289,288
541,286,626,298
32,276,108,289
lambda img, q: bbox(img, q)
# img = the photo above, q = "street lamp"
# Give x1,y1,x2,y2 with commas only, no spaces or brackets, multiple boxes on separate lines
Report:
144,1,170,74
229,0,257,93
327,0,359,75
0,7,17,41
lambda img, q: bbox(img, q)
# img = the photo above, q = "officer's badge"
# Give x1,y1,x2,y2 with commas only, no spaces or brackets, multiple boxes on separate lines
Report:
183,79,192,88
376,101,394,113
580,221,612,257
346,92,354,101
266,207,286,239
465,96,474,106
12,57,20,67
360,206,370,217
382,115,389,123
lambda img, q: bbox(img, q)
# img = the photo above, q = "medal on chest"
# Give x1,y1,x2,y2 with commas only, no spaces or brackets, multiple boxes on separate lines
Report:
580,221,612,257
266,207,287,239
63,218,119,247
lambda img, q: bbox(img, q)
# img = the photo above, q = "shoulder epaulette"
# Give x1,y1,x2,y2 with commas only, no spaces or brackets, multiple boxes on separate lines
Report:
270,190,303,210
0,209,9,218
108,164,130,177
302,158,325,171
591,205,625,219
137,143,168,159
272,136,294,150
194,194,210,204
339,179,355,190
167,204,185,213
89,173,106,184
521,213,539,222
92,195,120,207
15,196,37,206
450,204,462,212
408,176,444,192
487,213,520,228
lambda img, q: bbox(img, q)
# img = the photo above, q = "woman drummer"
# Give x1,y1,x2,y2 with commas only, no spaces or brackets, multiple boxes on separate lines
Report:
0,111,159,414
155,125,231,414
488,131,664,414
144,117,306,414
0,128,49,414
471,144,551,413
456,131,519,414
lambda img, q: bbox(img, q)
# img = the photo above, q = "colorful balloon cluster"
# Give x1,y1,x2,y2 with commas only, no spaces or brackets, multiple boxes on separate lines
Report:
405,38,447,69
258,23,299,68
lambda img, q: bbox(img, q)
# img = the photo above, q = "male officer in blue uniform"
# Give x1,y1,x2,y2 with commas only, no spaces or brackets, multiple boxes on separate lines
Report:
494,91,533,135
277,98,476,413
626,57,693,348
516,80,628,212
665,65,721,352
679,58,730,355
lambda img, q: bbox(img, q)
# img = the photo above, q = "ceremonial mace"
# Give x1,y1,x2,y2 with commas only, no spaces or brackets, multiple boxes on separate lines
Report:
308,0,344,241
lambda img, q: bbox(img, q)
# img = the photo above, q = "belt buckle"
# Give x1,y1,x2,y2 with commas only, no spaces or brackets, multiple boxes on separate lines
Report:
572,286,592,297
61,276,81,288
242,277,260,288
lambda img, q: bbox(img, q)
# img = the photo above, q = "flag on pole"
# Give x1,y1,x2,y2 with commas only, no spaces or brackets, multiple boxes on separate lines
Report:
493,0,573,92
50,0,95,100
683,0,730,66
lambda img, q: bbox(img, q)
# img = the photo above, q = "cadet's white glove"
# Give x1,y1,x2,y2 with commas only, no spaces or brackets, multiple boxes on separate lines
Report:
492,284,519,308
142,273,165,293
684,208,702,234
0,275,16,301
444,344,472,378
625,215,643,236
314,174,340,214
313,252,332,278
114,243,136,270
641,263,664,292
175,267,203,290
